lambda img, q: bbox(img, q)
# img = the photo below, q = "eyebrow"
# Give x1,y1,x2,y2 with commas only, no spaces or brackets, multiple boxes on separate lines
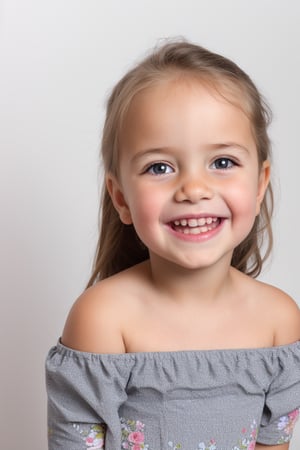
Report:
130,142,250,163
131,147,174,163
208,142,250,153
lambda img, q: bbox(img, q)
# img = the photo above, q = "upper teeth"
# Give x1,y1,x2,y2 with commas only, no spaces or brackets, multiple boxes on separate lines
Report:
173,217,218,227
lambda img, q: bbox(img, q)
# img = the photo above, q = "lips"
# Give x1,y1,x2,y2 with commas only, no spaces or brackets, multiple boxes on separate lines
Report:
170,216,221,235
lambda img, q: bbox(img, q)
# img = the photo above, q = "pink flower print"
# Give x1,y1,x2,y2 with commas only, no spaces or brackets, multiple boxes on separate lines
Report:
73,423,106,450
208,439,217,450
85,426,105,449
290,409,300,420
197,441,217,450
247,442,255,450
287,409,300,433
128,431,145,444
120,418,149,449
232,419,257,450
135,421,144,431
250,430,256,439
86,438,104,449
277,409,299,437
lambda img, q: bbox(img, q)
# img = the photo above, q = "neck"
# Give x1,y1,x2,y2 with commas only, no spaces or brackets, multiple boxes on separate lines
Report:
148,253,234,306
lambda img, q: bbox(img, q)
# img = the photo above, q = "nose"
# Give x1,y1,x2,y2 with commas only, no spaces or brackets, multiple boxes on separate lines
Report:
174,173,213,203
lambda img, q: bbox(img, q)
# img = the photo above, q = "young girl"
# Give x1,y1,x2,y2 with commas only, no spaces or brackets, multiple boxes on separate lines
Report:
46,40,300,450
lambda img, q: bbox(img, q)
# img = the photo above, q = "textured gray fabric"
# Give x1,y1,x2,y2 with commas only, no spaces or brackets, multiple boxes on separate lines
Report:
46,340,300,449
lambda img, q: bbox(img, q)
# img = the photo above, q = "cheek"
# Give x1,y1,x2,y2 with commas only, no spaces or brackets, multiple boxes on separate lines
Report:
127,190,163,228
226,182,259,218
127,193,163,249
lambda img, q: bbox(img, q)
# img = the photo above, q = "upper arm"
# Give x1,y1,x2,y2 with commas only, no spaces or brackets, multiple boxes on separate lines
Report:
256,290,299,449
272,289,300,346
62,281,126,353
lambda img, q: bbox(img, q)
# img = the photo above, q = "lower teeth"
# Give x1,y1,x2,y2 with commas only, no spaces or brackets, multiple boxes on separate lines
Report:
182,226,209,235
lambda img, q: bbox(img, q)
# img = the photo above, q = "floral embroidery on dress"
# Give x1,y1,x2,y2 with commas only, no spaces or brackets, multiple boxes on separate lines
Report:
196,440,217,450
73,418,149,450
168,420,258,450
232,419,258,450
168,442,182,450
276,408,299,444
73,423,106,449
120,418,149,449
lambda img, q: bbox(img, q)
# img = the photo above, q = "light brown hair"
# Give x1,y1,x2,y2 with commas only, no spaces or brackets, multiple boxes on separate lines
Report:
87,39,273,287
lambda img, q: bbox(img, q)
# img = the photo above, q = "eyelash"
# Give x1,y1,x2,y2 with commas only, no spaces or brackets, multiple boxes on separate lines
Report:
144,157,238,175
210,157,238,170
144,162,174,175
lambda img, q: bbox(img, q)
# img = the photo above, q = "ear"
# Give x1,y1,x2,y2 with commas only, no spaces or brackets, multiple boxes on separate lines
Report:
256,160,271,215
106,174,132,225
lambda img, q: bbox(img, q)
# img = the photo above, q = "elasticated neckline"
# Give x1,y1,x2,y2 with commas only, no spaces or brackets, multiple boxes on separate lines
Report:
56,338,300,361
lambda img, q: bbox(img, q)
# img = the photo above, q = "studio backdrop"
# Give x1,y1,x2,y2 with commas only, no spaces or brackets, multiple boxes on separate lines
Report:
1,1,299,449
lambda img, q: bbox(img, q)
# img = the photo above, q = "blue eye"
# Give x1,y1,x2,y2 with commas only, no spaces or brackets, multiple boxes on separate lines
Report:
146,163,174,175
211,158,236,170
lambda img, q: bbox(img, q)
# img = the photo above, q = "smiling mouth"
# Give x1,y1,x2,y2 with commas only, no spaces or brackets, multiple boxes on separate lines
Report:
170,217,221,235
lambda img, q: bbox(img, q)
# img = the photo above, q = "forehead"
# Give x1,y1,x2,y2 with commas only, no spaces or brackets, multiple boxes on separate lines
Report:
119,77,255,153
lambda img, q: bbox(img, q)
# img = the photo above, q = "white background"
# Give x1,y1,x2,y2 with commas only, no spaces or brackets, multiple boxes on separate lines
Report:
0,1,299,448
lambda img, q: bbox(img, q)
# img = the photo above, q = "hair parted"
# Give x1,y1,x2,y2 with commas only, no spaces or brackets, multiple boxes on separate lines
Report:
87,38,273,287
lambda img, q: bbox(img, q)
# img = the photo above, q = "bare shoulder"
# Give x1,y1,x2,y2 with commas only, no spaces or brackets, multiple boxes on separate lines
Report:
62,263,150,354
62,264,143,353
253,279,300,346
62,278,126,353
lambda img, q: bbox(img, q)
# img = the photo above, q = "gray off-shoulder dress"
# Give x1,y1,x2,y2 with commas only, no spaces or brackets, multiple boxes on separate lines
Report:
46,340,300,450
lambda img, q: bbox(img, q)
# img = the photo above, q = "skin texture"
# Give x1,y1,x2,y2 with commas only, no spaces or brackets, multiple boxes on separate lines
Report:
63,78,300,450
108,79,270,272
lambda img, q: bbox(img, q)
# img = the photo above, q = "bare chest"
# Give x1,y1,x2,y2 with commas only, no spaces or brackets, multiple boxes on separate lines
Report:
123,301,274,353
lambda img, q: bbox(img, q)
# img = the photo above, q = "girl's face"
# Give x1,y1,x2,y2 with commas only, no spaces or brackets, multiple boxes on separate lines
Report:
107,79,270,271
